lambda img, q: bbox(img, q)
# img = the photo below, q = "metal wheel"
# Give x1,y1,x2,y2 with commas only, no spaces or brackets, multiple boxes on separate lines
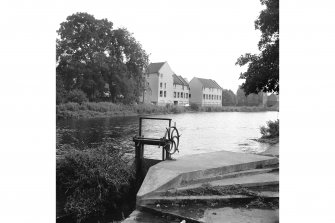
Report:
164,126,180,155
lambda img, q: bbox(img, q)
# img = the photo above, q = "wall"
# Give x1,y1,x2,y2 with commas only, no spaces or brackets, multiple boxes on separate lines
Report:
173,84,190,105
202,87,222,106
157,63,174,105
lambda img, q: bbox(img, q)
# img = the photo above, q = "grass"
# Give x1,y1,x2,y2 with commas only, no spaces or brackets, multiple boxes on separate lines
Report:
164,184,259,197
256,119,279,144
57,102,278,119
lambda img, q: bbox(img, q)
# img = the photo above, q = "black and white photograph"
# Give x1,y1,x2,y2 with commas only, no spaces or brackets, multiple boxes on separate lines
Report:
3,0,335,223
55,0,279,222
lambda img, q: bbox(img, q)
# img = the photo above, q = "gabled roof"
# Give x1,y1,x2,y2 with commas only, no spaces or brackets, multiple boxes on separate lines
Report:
178,75,189,86
173,74,189,87
195,77,223,90
147,62,165,74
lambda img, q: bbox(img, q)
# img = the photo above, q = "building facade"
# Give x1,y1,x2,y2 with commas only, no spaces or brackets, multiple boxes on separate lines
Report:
172,74,190,106
189,77,223,106
143,62,174,105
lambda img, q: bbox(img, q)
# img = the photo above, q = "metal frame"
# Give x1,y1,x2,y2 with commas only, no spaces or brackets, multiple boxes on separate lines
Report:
133,117,173,179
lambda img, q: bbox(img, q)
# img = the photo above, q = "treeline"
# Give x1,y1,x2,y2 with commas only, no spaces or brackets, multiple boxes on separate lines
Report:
222,87,278,107
56,13,149,105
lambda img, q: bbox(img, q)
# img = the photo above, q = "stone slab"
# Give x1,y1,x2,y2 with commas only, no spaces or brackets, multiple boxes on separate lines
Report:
260,144,279,157
177,172,279,192
200,207,279,223
137,150,278,200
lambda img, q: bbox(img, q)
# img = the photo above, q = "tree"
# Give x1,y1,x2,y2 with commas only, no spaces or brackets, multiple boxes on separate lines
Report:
235,0,279,95
56,12,149,102
236,87,247,106
222,89,236,106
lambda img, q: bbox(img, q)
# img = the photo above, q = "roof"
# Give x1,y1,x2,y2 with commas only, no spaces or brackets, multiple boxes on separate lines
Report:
195,77,223,90
147,62,165,74
173,74,189,87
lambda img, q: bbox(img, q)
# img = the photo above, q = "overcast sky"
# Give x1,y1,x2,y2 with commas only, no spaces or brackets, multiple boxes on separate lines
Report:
55,0,265,93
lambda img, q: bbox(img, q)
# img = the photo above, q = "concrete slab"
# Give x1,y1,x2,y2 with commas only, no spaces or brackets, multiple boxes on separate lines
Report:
200,207,279,223
182,168,278,186
260,144,279,157
177,172,279,192
137,150,278,200
122,210,171,223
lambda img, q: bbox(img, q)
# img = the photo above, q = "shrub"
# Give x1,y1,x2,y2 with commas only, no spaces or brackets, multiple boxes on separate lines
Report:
260,119,279,138
190,103,199,111
56,144,135,222
66,89,89,104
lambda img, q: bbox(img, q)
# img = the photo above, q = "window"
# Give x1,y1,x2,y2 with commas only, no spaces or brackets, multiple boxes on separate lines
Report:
164,83,166,89
186,93,188,98
160,91,163,97
189,94,191,98
181,92,183,98
174,92,176,98
160,83,162,88
177,92,180,98
206,94,208,99
203,94,205,99
164,91,166,97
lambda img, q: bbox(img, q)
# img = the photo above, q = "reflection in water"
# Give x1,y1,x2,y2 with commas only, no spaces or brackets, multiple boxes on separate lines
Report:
57,112,279,159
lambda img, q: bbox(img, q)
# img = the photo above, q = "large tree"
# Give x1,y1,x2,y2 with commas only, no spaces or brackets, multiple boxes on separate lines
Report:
235,0,279,95
56,12,149,102
222,89,236,106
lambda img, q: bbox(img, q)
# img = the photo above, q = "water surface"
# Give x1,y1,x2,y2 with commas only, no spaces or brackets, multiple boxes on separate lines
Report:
57,111,279,159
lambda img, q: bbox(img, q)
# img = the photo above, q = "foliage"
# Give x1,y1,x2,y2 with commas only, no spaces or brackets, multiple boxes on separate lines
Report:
56,144,135,222
260,119,279,138
235,0,279,95
236,86,263,106
56,12,149,103
66,89,89,104
190,103,199,111
236,87,248,106
221,89,236,106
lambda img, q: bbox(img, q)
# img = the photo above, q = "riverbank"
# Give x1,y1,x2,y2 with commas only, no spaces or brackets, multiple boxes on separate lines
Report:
56,102,279,120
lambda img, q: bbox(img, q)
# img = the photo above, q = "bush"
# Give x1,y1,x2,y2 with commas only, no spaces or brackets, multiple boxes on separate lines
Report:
56,144,135,222
190,103,199,111
260,119,279,138
66,89,89,104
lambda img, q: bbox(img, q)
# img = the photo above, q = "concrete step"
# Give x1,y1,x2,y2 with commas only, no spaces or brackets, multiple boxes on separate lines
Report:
138,204,202,223
138,191,279,206
175,172,279,194
122,210,172,223
180,167,278,186
137,151,279,201
137,202,279,223
201,207,279,223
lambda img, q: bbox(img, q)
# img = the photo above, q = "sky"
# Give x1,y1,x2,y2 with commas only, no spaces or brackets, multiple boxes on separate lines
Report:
53,0,264,93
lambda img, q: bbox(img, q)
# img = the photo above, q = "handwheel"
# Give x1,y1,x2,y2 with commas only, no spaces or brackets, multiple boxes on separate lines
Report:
164,126,180,155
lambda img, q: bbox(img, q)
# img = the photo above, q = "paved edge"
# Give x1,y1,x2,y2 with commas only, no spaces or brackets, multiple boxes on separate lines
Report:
137,150,278,202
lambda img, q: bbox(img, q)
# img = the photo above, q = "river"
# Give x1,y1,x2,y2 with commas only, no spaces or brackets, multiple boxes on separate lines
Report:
57,111,279,159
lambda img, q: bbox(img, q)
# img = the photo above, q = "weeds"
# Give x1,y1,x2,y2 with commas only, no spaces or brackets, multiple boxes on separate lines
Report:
56,143,135,222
